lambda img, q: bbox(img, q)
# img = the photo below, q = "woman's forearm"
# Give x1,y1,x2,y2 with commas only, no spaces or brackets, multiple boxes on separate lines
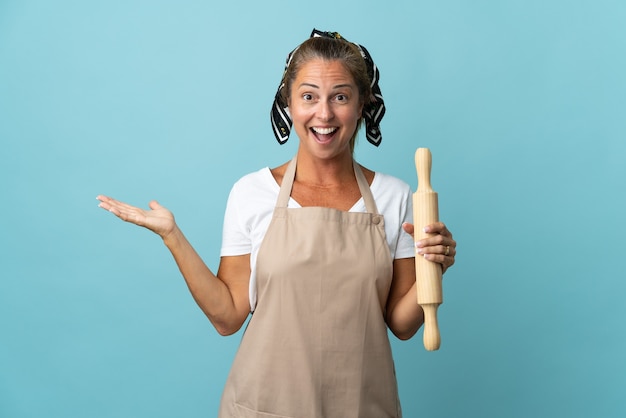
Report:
387,282,424,340
162,226,250,335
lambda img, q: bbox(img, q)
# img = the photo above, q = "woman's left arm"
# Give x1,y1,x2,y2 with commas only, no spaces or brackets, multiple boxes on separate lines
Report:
385,222,456,340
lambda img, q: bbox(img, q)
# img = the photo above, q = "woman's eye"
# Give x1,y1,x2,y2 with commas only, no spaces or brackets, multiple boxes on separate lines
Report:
335,94,347,102
302,93,313,101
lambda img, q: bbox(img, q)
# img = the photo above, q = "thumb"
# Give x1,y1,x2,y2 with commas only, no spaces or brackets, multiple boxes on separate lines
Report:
148,200,162,210
402,222,415,236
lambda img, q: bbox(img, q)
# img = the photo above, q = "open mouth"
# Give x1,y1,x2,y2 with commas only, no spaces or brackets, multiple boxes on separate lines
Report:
311,126,338,143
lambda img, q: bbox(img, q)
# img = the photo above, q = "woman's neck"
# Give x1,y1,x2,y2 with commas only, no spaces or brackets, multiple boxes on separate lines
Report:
294,150,355,187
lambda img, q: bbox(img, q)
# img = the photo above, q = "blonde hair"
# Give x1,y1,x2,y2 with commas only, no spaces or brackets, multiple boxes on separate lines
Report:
279,37,373,152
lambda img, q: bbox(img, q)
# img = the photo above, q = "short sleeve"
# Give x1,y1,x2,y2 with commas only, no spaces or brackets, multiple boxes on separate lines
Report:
220,183,252,256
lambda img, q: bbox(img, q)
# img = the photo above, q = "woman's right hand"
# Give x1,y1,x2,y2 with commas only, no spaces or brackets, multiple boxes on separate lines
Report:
96,195,176,239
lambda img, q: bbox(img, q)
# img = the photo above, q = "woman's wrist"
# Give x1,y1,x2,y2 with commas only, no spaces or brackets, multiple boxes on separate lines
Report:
161,224,183,248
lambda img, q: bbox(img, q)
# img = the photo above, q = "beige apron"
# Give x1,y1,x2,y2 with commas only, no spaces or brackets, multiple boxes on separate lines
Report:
219,157,401,418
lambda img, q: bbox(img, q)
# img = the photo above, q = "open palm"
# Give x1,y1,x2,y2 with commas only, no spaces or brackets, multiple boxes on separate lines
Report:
97,195,176,238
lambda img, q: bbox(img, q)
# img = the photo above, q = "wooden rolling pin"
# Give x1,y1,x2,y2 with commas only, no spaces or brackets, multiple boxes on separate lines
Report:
413,148,443,351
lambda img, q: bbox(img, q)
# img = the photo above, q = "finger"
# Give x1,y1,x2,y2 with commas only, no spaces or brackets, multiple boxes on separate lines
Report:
424,221,451,237
96,196,115,212
96,195,116,208
416,237,456,256
102,197,142,215
98,200,127,215
424,237,456,252
116,206,147,225
97,197,145,223
423,252,455,272
439,244,456,257
416,233,447,249
97,195,122,208
402,222,414,237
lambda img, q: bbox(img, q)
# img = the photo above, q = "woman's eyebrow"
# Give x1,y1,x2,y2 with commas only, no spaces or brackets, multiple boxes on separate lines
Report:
297,83,354,89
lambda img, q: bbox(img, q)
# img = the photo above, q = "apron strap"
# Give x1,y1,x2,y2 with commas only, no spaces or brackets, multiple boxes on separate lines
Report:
276,156,298,208
276,155,380,215
354,162,380,215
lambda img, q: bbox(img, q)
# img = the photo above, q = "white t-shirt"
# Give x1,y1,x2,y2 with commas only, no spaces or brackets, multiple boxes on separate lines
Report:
220,166,415,310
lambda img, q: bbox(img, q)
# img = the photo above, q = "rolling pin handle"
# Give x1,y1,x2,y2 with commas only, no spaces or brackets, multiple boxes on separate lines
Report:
422,304,441,351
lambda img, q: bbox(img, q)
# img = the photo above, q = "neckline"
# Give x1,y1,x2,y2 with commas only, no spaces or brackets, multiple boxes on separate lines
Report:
275,156,380,214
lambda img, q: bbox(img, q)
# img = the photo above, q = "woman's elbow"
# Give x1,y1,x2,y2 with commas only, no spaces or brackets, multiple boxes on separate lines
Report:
211,315,248,336
390,326,420,341
386,316,422,341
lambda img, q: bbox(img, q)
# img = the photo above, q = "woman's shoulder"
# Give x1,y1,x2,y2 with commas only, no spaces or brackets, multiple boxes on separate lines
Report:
227,167,279,203
373,171,411,188
232,167,274,189
370,170,412,197
358,163,410,190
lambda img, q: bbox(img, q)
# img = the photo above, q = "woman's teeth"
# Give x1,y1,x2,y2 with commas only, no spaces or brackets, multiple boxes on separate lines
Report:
312,127,337,135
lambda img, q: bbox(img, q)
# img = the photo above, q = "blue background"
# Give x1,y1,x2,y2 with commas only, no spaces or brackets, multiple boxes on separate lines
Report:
1,0,625,417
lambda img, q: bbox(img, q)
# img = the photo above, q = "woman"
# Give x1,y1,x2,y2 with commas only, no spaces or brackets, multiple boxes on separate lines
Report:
97,29,457,418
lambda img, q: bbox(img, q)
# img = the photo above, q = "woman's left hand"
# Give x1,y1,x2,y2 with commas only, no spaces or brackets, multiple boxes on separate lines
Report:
402,222,456,274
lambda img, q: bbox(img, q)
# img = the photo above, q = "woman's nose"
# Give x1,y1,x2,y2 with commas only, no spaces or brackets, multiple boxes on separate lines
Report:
317,101,333,121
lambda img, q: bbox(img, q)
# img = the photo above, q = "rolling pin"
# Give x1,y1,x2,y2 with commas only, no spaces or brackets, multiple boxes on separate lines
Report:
413,148,443,351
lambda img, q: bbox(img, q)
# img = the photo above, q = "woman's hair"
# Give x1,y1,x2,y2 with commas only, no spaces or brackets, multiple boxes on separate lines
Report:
279,36,373,151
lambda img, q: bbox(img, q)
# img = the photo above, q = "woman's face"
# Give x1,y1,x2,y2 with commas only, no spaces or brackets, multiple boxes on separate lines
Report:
288,59,363,161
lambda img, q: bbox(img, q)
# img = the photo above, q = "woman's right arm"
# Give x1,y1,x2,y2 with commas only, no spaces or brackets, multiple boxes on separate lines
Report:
97,195,251,336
